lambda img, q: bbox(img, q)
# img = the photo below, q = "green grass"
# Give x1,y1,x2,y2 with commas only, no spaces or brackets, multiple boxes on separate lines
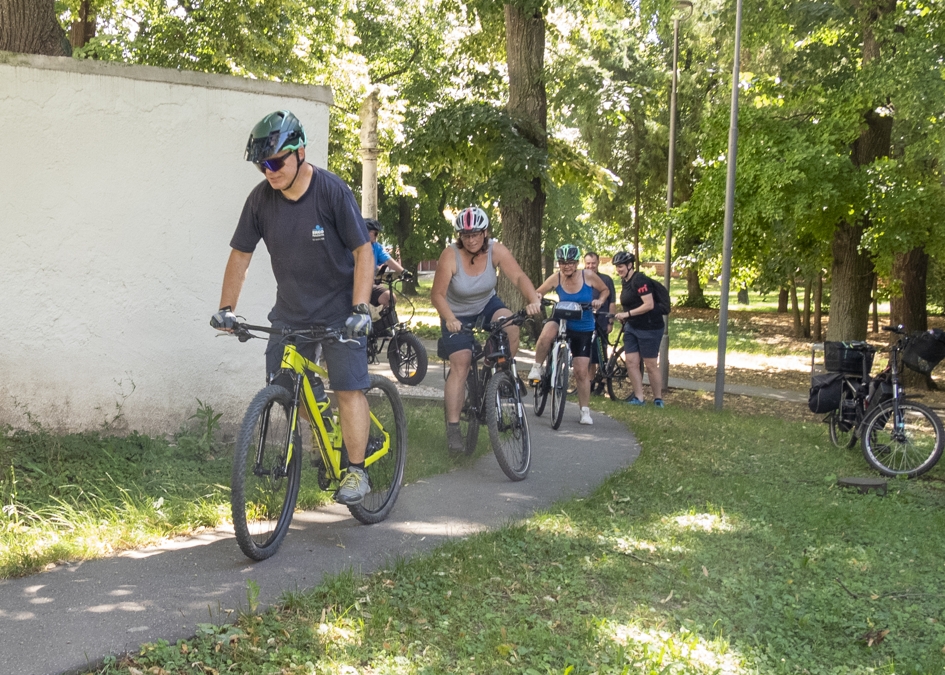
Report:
85,398,945,674
669,317,807,356
0,401,455,578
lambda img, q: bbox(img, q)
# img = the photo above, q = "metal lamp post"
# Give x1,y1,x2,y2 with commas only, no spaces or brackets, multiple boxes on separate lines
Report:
660,0,693,387
714,0,745,410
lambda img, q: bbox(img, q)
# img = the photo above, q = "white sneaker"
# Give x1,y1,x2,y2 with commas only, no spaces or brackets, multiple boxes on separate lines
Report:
579,407,593,425
527,363,544,381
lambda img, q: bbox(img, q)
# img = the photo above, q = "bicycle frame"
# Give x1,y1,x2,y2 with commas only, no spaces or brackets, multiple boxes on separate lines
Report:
272,343,391,480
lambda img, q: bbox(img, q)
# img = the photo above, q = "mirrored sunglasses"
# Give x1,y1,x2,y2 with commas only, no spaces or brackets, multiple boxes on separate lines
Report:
256,152,295,173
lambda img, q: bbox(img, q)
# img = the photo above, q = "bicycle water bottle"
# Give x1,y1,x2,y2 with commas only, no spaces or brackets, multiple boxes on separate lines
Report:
308,375,335,432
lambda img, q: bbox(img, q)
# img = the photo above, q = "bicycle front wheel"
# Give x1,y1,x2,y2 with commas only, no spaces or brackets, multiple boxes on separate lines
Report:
828,384,857,449
349,375,407,524
861,400,944,478
533,356,549,417
606,346,633,402
486,371,531,481
551,344,570,430
231,385,302,561
388,332,428,386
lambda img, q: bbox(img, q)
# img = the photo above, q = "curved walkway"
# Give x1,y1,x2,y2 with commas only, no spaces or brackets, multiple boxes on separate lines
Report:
0,389,637,675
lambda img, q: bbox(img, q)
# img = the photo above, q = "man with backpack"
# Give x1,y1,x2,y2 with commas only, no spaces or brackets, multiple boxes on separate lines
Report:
612,251,666,407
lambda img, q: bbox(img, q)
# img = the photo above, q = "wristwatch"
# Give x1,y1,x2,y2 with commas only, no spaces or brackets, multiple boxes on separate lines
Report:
352,303,371,315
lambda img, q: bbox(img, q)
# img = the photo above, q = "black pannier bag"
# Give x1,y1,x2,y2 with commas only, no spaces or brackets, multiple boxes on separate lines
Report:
901,329,945,374
809,373,844,414
824,341,875,375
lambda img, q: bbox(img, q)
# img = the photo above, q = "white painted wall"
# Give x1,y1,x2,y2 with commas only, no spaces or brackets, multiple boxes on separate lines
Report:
0,52,333,435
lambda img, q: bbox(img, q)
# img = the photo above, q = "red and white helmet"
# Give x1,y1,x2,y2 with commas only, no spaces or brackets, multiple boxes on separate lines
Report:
453,206,489,233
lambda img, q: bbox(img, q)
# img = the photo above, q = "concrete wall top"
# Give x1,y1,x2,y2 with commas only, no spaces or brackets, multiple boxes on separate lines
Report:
0,50,333,106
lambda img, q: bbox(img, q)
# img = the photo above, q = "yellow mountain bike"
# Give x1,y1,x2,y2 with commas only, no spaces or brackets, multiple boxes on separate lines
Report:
227,322,406,560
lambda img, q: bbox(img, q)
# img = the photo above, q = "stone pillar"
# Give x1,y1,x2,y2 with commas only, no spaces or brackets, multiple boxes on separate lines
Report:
359,88,380,219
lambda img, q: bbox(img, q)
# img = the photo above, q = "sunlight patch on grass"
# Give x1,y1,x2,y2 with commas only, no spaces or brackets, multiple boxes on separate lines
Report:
672,512,733,533
606,622,745,673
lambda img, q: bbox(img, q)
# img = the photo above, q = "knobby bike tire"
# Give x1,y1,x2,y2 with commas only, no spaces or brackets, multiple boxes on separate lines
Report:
231,385,302,561
459,367,481,455
348,375,408,524
606,346,634,402
861,400,945,478
486,371,531,481
533,356,550,417
387,332,428,386
828,383,857,449
551,343,570,430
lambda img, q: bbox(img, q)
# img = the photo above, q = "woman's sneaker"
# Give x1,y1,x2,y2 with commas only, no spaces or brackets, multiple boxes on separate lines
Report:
527,363,544,382
446,423,464,454
579,407,593,425
653,398,665,408
627,396,645,406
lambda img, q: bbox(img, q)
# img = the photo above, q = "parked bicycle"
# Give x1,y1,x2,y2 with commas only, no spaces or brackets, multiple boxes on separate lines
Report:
811,326,945,477
448,310,531,481
227,322,407,560
368,271,428,386
861,327,945,477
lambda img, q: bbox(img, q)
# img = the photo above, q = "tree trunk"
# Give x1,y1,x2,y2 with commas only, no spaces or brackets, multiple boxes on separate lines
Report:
826,0,895,341
737,285,749,305
0,0,70,55
790,277,803,338
69,0,95,49
777,287,789,313
499,2,547,307
394,196,417,295
891,247,933,390
826,220,875,341
685,267,706,307
802,278,812,338
813,273,823,341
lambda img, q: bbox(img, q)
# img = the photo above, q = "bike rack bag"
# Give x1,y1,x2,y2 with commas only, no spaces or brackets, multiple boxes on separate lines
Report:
809,372,844,414
370,306,399,338
551,301,583,321
824,341,875,375
901,329,945,374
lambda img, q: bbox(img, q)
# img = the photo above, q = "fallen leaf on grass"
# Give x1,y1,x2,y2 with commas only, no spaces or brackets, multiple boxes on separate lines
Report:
660,590,674,604
857,628,889,646
702,566,709,577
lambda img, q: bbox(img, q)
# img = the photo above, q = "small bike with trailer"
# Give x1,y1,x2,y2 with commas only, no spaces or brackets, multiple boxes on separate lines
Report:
367,271,428,386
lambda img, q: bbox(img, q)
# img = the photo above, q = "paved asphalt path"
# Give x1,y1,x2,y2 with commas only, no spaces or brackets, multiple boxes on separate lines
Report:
0,391,638,675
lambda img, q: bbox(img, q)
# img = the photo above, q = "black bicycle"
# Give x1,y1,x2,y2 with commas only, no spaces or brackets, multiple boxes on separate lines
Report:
859,326,945,477
449,311,531,481
368,271,428,386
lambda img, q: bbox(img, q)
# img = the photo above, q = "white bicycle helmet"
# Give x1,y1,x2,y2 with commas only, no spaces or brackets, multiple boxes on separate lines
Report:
453,206,489,233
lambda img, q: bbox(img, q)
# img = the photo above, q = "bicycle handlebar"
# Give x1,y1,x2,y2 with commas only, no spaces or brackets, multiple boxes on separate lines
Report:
539,297,615,319
229,322,360,344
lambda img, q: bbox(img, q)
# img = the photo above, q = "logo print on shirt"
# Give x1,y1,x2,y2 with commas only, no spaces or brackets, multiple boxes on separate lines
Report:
312,225,325,242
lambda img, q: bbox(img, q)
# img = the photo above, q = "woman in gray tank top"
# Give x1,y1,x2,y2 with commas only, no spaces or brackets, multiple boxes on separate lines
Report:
431,206,543,454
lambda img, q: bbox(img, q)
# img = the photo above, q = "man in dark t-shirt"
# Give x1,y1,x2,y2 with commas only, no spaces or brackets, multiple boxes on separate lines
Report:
612,251,665,408
211,111,375,506
583,251,617,393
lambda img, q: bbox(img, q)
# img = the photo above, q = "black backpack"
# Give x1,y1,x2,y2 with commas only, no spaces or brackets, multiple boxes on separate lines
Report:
632,272,672,315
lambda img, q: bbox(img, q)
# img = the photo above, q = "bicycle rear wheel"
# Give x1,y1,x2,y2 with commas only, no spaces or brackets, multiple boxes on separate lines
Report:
861,400,944,478
388,332,428,386
231,385,301,561
486,371,531,481
551,344,570,430
349,375,407,524
459,368,481,455
828,383,857,449
606,346,633,402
